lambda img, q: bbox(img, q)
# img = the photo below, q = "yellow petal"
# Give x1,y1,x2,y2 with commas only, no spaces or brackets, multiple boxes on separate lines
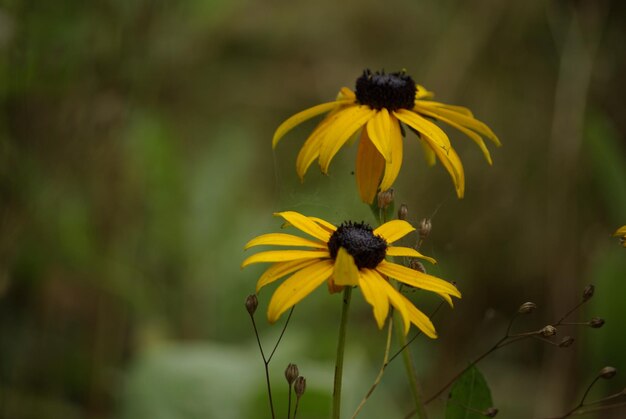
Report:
275,211,332,242
241,250,329,268
318,106,375,173
245,233,327,250
419,133,465,198
359,269,390,329
366,108,393,162
386,246,437,265
373,220,415,244
379,115,404,192
309,217,337,232
272,100,350,148
419,137,437,166
402,295,437,338
394,109,451,149
416,100,474,117
267,260,334,322
415,85,434,100
376,260,461,299
333,247,360,286
337,87,356,101
416,107,492,165
415,103,500,146
256,259,319,292
377,278,411,335
356,128,385,204
614,225,626,236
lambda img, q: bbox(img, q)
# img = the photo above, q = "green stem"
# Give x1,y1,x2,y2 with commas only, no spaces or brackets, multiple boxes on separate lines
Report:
332,286,353,419
394,310,428,419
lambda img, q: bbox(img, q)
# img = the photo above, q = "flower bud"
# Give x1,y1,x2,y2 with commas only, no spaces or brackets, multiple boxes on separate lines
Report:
483,407,499,417
377,189,394,209
589,317,605,328
294,376,306,398
398,204,409,221
582,284,595,301
285,363,299,385
418,218,432,239
518,302,537,314
540,325,557,337
559,336,575,348
245,294,258,315
599,366,617,379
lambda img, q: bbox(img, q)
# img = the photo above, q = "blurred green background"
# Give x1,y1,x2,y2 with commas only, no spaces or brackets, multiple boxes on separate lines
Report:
1,0,625,418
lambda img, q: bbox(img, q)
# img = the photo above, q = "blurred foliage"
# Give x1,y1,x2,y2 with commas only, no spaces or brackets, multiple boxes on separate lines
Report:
1,0,626,418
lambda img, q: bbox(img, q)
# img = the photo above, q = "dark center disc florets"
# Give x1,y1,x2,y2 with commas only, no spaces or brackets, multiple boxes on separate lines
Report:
327,221,388,270
355,69,417,111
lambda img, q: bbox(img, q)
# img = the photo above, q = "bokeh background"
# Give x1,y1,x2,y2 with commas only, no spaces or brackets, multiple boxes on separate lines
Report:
1,0,625,418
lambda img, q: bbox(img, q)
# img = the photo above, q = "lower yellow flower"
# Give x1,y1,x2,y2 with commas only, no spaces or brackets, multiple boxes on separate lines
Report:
614,225,626,247
242,211,461,338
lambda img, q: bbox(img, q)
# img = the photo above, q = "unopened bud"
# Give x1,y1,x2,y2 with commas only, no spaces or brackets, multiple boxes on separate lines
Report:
483,407,499,417
540,325,557,337
599,366,617,379
582,284,595,301
518,302,537,314
285,363,299,385
409,259,426,273
559,336,575,348
294,376,306,398
398,204,409,221
418,218,432,239
377,189,394,209
589,317,605,328
245,294,258,315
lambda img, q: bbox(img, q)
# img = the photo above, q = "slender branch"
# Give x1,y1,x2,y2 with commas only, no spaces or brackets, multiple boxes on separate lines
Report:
352,316,394,418
287,384,293,419
396,310,429,419
268,307,295,363
332,287,353,419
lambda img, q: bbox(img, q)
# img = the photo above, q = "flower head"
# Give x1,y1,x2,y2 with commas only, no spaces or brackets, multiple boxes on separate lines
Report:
273,70,501,203
614,225,626,247
242,211,461,337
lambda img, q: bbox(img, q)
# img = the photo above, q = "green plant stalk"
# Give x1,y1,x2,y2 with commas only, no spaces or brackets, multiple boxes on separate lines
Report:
332,286,353,419
394,310,428,419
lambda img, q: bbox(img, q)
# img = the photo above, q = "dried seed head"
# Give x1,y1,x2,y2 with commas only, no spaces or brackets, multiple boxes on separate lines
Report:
590,317,605,328
285,363,299,385
418,218,432,239
540,325,557,337
518,302,537,314
398,204,409,221
559,336,575,348
294,376,306,398
377,189,394,209
599,366,617,379
583,284,595,301
409,259,426,273
483,407,499,417
245,294,258,315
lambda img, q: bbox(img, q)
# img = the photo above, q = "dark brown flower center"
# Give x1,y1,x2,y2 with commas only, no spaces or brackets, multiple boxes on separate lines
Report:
355,69,417,111
327,222,387,269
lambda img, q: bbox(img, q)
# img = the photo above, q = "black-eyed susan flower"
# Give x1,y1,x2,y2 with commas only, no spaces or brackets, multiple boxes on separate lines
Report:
614,225,626,247
242,211,461,338
272,70,501,203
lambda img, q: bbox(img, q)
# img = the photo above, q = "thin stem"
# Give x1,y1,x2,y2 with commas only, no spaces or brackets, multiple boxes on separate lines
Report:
293,397,302,419
389,302,444,364
352,316,394,418
268,307,295,363
395,310,429,419
287,384,293,419
332,287,353,419
249,314,276,419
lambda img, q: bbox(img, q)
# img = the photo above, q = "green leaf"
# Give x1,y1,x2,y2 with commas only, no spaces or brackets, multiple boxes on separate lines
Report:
445,365,494,419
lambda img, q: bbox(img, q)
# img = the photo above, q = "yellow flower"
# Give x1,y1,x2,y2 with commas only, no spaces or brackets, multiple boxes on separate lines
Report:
272,70,501,203
614,225,626,247
242,211,461,338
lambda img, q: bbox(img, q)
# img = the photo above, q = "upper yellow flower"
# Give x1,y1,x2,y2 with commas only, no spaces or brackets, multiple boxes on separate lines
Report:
272,70,501,203
242,211,461,338
614,225,626,247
